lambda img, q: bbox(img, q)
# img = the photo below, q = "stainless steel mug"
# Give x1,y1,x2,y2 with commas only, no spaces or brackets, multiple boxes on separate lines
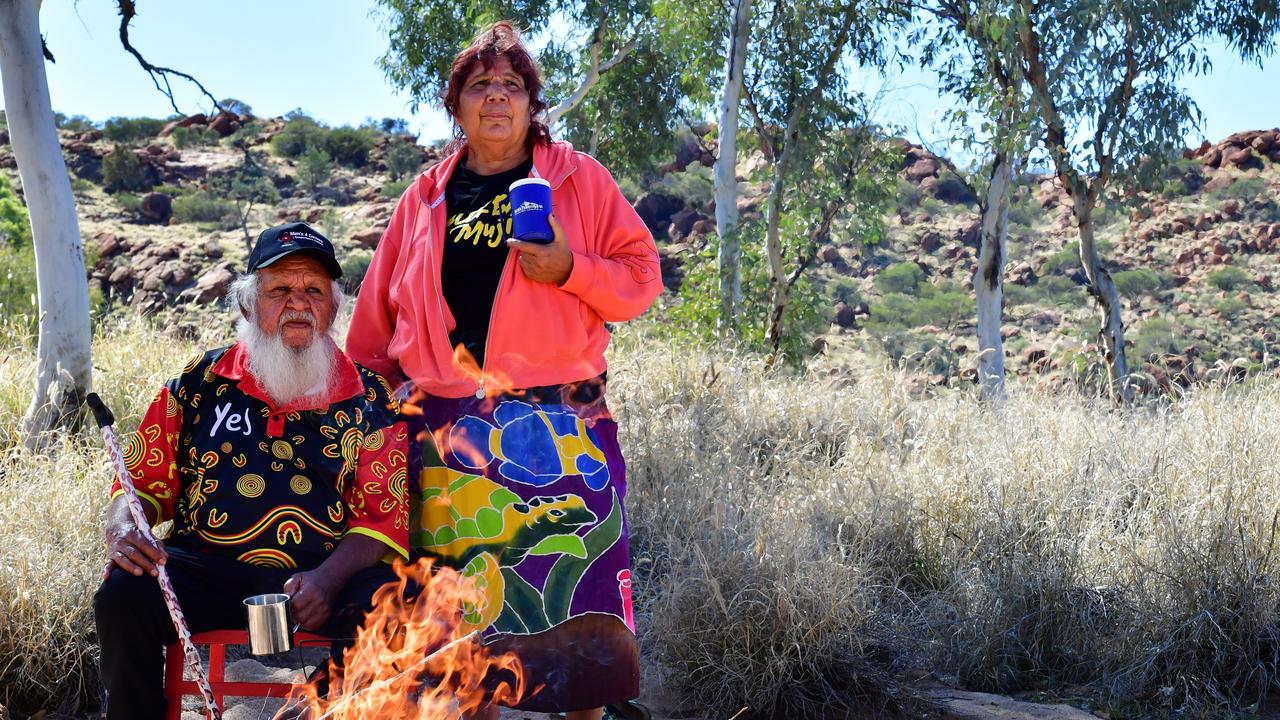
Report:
243,593,293,655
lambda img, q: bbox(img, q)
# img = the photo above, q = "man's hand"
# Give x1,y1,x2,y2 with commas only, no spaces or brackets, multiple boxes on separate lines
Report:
104,494,167,579
105,522,167,578
284,569,340,631
508,214,574,286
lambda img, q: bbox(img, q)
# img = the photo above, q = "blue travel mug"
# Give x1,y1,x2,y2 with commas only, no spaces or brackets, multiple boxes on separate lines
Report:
509,178,553,244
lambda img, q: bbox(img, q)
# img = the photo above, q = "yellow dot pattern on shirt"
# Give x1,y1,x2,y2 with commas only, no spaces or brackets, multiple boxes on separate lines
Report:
272,441,294,460
221,442,232,453
290,475,312,495
237,473,265,498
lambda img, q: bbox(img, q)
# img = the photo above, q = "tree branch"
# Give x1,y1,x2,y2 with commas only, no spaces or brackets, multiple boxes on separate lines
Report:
545,17,645,125
115,0,223,115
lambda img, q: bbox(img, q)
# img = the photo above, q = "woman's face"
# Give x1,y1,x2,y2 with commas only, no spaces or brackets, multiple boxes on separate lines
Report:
456,55,531,156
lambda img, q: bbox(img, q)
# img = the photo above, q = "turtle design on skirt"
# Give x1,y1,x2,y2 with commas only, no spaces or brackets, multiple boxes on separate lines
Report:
412,466,597,629
450,400,611,490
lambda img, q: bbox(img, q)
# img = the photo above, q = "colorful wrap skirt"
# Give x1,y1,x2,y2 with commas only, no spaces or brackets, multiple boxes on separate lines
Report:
405,376,639,712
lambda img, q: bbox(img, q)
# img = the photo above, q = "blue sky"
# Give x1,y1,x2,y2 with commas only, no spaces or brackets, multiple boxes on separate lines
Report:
15,1,1280,149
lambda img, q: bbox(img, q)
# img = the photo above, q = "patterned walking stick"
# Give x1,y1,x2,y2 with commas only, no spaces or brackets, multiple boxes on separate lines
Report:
87,393,223,720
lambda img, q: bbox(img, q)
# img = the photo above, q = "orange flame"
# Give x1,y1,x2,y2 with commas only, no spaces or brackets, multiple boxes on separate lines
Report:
295,558,525,719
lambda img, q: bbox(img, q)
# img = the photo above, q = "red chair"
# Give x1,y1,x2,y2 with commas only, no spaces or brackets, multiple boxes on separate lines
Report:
163,629,332,720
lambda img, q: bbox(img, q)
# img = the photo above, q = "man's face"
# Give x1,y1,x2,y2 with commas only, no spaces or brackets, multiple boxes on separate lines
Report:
253,256,334,351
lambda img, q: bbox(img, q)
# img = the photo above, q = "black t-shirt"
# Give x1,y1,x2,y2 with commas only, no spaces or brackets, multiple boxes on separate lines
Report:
442,156,534,368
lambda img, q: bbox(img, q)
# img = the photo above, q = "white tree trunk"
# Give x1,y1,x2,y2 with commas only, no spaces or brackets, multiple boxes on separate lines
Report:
1072,194,1131,402
0,0,94,447
715,0,752,338
974,153,1011,402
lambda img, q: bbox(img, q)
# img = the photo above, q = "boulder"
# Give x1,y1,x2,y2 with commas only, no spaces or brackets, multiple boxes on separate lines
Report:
188,264,235,304
1202,174,1235,194
931,174,978,205
351,227,385,249
818,246,842,265
833,302,858,328
209,112,241,137
632,192,685,235
904,156,940,183
107,266,133,285
1222,145,1263,171
917,230,943,253
1007,262,1036,286
668,209,703,239
158,119,183,138
141,193,173,224
178,113,209,128
96,232,124,258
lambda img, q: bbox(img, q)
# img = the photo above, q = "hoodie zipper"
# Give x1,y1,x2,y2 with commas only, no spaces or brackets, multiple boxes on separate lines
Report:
476,251,515,398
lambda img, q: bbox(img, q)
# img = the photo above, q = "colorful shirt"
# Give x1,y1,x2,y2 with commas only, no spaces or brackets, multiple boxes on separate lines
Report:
114,343,410,570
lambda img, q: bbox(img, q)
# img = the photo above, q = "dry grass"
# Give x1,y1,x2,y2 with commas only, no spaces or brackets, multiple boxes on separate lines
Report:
3,319,1280,717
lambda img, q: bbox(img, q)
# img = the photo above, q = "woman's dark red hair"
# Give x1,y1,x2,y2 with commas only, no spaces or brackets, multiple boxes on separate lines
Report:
442,21,552,153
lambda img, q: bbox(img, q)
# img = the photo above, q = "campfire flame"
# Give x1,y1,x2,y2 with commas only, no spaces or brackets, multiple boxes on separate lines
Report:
295,558,525,719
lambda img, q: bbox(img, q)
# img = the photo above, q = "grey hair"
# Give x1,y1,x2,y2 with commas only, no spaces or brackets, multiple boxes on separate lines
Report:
227,271,344,323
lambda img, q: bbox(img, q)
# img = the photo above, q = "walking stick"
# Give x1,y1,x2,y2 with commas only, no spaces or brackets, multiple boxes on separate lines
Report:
86,393,223,720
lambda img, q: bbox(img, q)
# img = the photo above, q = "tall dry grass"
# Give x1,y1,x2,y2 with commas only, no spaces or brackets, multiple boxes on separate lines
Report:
609,332,1280,718
3,318,1280,717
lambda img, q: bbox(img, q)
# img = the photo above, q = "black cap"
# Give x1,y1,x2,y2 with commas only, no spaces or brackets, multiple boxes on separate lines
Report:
246,222,343,278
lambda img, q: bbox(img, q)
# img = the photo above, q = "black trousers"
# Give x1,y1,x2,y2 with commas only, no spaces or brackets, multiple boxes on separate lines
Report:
93,544,397,720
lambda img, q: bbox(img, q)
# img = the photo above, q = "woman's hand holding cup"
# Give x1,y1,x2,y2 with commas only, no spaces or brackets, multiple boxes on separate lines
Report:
508,214,573,286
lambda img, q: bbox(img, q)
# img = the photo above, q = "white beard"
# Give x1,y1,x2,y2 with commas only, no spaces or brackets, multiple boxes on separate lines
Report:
236,315,336,406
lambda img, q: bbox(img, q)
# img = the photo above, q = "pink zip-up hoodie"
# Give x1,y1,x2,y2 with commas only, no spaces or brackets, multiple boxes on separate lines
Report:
346,141,662,398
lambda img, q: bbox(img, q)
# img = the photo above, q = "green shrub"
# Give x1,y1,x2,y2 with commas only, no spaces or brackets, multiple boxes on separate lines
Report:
70,177,95,196
910,289,972,328
380,179,412,199
652,165,714,208
171,190,236,226
339,248,374,293
1041,243,1081,276
101,145,149,193
112,192,143,215
1112,268,1165,298
875,261,925,296
0,175,35,326
895,177,923,212
324,126,376,168
1004,275,1086,308
1133,316,1182,360
1205,266,1251,292
0,175,31,248
102,116,167,143
383,142,423,181
0,241,36,326
1215,296,1247,318
270,116,328,158
653,227,826,362
54,114,95,132
170,125,219,149
867,292,918,329
1207,175,1267,204
1006,194,1040,227
297,145,332,192
828,276,863,306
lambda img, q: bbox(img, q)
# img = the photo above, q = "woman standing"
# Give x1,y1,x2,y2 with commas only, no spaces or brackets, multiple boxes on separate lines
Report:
347,21,661,720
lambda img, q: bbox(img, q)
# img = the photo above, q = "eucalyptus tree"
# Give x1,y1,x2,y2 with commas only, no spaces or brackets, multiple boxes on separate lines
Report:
1010,0,1280,401
0,0,91,446
650,0,754,336
915,1,1034,401
376,0,684,174
741,0,908,354
0,0,221,447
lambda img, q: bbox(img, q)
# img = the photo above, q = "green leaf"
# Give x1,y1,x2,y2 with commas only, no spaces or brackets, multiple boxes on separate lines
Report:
527,534,589,558
543,491,624,625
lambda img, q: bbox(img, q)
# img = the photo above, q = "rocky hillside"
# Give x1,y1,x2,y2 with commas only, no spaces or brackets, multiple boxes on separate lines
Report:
2,113,1278,390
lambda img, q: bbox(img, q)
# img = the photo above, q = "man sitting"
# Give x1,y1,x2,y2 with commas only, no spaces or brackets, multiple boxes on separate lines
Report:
93,223,409,720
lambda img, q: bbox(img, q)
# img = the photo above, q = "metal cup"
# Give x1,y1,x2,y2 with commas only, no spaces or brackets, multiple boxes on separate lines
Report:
244,593,293,655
